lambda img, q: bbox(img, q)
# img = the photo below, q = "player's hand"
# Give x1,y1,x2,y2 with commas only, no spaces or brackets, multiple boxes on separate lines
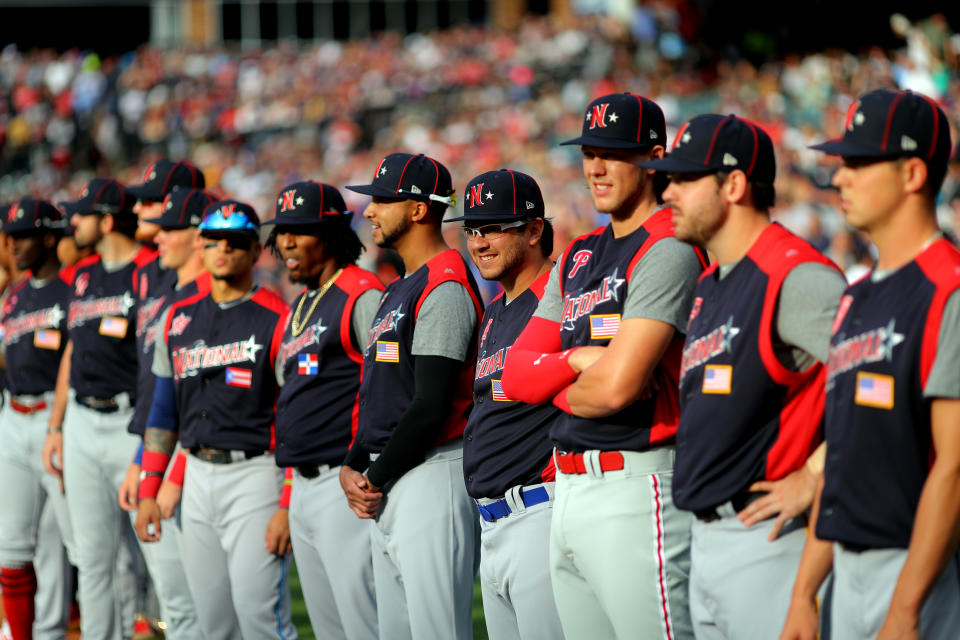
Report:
118,463,140,511
135,498,163,543
567,346,605,373
876,607,920,640
156,480,182,520
738,465,818,541
265,508,292,556
339,465,382,519
778,596,819,640
42,431,64,481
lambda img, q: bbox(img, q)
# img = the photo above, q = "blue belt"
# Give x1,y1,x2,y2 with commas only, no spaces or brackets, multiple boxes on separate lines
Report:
476,486,550,523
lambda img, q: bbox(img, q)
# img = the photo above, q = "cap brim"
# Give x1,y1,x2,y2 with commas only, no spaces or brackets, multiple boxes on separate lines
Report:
141,215,166,225
444,213,542,223
808,138,885,157
59,201,93,216
637,156,715,173
126,185,161,201
346,183,432,202
560,134,655,150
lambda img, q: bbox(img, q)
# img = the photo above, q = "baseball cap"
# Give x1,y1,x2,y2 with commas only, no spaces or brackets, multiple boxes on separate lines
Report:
198,200,260,238
445,169,545,223
60,178,136,217
638,114,776,184
261,181,352,226
810,90,951,171
560,92,667,151
346,153,455,206
3,198,66,234
126,160,206,202
144,189,219,229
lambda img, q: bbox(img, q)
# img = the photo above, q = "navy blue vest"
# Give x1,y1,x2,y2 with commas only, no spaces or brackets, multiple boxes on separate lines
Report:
275,265,383,467
817,239,960,549
353,249,482,454
163,287,287,451
2,274,72,396
129,257,207,435
553,209,698,453
674,224,835,511
67,247,155,398
463,270,559,499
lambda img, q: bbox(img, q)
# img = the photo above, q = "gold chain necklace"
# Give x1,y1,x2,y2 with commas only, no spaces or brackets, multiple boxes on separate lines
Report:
291,267,343,337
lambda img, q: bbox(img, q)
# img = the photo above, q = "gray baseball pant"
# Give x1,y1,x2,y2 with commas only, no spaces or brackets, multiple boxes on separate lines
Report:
370,440,480,640
550,447,693,640
688,503,807,639
477,482,565,640
62,393,145,640
289,465,377,640
179,452,298,640
831,544,960,639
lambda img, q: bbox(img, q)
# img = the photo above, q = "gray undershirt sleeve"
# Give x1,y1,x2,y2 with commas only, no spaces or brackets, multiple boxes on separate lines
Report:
411,281,477,361
623,237,702,331
351,289,382,350
532,262,563,322
151,308,173,378
923,289,960,399
774,263,846,370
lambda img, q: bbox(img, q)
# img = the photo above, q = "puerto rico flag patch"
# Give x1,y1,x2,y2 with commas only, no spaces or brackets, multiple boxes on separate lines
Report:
34,328,61,350
376,341,400,363
298,353,318,375
225,367,253,388
855,371,894,409
702,364,732,394
491,379,509,402
589,314,620,339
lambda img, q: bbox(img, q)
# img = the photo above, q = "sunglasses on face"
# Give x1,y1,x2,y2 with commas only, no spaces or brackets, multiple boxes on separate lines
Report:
202,234,254,251
460,220,529,240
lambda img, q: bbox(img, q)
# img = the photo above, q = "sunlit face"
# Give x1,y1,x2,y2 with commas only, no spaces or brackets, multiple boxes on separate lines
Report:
831,157,906,232
134,200,163,243
362,197,416,248
582,146,652,217
201,233,260,282
70,213,102,250
464,221,534,283
662,172,727,246
275,226,328,285
155,227,201,270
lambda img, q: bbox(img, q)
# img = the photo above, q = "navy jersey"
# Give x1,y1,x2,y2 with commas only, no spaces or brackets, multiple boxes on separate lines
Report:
463,270,559,499
673,224,836,511
67,246,155,398
129,258,209,436
353,249,482,454
817,239,960,549
163,288,287,451
275,265,384,467
553,209,700,453
1,274,72,396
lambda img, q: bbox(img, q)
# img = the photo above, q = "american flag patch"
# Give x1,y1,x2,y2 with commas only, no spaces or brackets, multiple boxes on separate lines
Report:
34,328,61,350
225,367,253,388
298,353,318,375
702,364,732,394
376,341,400,363
99,316,128,338
589,314,620,339
491,379,509,402
855,371,894,409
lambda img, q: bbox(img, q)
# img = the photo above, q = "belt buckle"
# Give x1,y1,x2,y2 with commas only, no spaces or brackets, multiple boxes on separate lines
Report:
694,508,721,523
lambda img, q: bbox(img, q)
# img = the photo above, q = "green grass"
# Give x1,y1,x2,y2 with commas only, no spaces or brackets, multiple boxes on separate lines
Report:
289,562,489,640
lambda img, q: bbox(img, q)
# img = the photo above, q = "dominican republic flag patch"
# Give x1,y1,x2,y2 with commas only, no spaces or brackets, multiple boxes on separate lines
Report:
225,367,253,388
855,371,894,409
298,353,318,375
376,341,400,363
491,379,509,402
589,314,620,339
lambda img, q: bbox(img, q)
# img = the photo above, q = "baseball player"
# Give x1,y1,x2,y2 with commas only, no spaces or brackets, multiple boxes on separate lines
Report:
135,200,298,640
341,152,483,640
782,90,960,640
501,93,705,639
445,169,564,640
263,180,383,640
638,114,846,638
126,159,206,244
41,178,155,640
0,199,74,640
116,187,216,640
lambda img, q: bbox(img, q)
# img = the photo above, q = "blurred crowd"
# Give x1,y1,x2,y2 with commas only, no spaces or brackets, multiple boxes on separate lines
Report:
1,9,960,300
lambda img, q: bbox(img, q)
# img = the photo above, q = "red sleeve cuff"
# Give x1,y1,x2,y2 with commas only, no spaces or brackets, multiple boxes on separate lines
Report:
279,467,293,509
167,451,187,487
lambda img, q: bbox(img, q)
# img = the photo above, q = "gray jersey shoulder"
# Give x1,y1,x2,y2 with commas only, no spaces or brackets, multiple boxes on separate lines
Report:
774,262,846,370
411,281,477,362
152,307,173,378
924,288,960,399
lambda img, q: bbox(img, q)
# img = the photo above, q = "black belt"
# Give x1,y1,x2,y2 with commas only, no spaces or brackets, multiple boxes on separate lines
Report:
77,395,122,413
694,491,765,523
297,464,321,479
191,447,268,464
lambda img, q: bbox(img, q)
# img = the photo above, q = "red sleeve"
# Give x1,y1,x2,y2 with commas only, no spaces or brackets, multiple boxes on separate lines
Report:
138,450,173,500
500,316,580,404
278,467,293,508
167,451,187,487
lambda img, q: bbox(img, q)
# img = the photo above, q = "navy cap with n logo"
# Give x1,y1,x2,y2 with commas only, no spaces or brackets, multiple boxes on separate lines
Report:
144,189,219,229
60,178,136,217
262,181,352,226
3,198,66,234
445,169,545,223
127,159,206,203
561,92,667,151
346,153,455,207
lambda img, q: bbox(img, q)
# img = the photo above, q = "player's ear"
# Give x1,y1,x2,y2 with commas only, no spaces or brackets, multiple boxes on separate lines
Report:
100,213,115,235
409,200,429,223
722,170,748,205
900,156,929,196
250,241,262,265
43,232,59,250
526,218,544,248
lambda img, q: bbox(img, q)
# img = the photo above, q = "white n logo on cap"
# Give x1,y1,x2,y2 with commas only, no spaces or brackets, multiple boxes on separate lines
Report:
901,135,918,151
722,153,738,166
